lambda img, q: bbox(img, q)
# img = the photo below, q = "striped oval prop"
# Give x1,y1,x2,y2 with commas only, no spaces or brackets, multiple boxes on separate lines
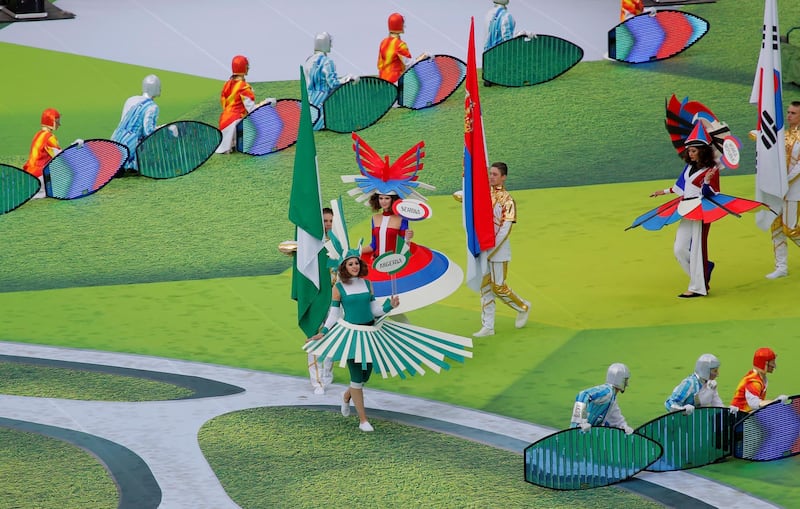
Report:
636,407,735,472
482,34,583,87
322,76,397,134
398,55,466,110
137,121,221,179
608,10,710,64
734,395,800,461
0,163,40,214
237,100,320,156
524,427,662,490
44,139,128,199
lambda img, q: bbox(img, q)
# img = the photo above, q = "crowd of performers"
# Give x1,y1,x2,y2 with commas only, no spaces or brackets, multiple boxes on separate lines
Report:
14,2,800,436
570,348,790,433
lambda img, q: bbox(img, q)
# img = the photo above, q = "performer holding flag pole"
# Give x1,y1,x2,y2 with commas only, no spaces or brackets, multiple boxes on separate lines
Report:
459,18,530,338
289,67,333,379
750,0,790,278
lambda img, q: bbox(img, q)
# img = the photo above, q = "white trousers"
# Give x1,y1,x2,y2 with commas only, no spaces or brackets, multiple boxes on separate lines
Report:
770,200,800,272
674,219,709,295
215,121,239,153
480,261,526,329
308,353,333,389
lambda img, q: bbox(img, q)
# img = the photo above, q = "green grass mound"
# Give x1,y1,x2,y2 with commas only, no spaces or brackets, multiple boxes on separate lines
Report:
0,361,192,401
199,407,662,508
0,427,118,508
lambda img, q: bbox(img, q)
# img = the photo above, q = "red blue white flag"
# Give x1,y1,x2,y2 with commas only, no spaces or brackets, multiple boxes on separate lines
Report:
751,0,787,230
463,17,495,292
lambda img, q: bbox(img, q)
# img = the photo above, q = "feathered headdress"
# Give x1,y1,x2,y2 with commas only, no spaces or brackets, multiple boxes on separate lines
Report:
341,132,435,205
325,197,363,267
665,94,741,168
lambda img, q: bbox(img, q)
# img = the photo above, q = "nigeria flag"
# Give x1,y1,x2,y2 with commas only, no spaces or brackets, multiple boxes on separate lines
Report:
289,68,332,337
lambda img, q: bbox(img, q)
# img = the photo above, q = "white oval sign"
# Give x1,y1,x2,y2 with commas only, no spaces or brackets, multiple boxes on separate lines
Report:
721,136,740,169
372,252,409,274
393,199,432,221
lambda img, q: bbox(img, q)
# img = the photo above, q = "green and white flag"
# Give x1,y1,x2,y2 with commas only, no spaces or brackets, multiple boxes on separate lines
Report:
290,67,332,337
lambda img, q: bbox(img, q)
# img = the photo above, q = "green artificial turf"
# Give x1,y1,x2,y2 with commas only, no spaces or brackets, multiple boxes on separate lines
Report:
0,361,192,400
0,427,118,508
2,0,800,507
199,407,663,509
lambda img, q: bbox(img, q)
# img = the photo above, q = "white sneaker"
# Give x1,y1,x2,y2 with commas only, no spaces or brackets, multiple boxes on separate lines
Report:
473,327,495,337
313,386,325,395
515,301,531,329
766,269,788,279
341,397,351,417
359,421,374,432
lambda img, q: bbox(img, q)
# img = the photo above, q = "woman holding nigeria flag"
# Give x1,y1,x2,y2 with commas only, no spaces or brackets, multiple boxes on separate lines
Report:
305,199,473,433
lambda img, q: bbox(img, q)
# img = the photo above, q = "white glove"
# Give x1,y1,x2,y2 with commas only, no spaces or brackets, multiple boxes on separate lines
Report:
525,31,537,39
72,138,85,148
682,404,695,416
167,124,179,137
777,394,790,404
728,405,740,415
623,425,634,435
265,97,277,106
579,421,591,432
350,75,360,84
706,380,717,390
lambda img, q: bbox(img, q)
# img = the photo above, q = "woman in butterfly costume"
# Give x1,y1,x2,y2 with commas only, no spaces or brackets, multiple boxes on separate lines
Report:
340,133,463,313
629,95,767,297
305,199,473,432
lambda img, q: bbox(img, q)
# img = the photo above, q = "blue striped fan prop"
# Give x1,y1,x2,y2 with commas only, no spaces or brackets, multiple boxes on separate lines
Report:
635,407,735,471
237,100,320,156
524,427,662,490
44,139,128,199
482,34,583,87
734,395,800,461
321,76,397,133
136,121,221,179
608,10,709,64
397,55,466,110
0,164,40,214
303,318,472,380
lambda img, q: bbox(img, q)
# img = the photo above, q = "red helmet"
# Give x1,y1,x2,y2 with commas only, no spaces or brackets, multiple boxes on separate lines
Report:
388,12,404,33
41,108,61,129
753,347,776,370
231,55,249,75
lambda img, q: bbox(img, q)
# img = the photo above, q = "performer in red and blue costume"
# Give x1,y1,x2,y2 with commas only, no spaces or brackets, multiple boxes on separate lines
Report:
341,133,461,312
650,122,719,298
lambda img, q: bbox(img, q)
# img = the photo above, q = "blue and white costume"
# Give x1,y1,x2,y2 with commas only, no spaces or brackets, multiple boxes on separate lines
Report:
570,363,633,434
572,383,628,428
303,52,345,130
112,76,162,171
111,96,158,169
665,354,724,414
485,3,516,51
665,373,723,410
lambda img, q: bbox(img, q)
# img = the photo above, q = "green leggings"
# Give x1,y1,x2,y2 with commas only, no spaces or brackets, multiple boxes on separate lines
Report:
347,359,373,385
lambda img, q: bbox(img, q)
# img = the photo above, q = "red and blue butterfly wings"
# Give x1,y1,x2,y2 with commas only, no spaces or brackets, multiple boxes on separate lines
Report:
350,132,425,198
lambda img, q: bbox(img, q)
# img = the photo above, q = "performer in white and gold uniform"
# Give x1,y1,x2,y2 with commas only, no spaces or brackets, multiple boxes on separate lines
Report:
766,101,800,279
474,162,530,337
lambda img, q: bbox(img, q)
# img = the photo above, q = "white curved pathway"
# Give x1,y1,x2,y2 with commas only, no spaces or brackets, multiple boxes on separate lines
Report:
0,341,781,509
